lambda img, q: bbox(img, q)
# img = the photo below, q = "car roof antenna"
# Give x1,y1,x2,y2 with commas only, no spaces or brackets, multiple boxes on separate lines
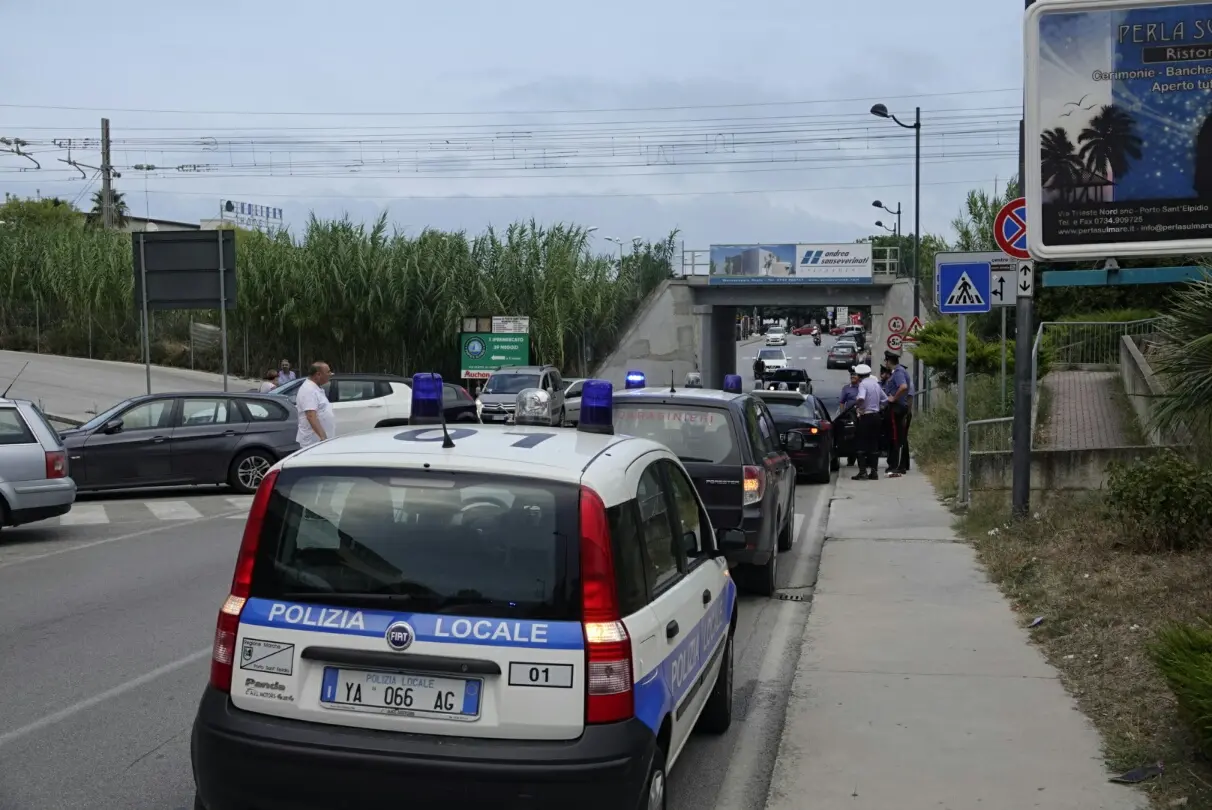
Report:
438,379,456,449
669,371,676,393
1,361,29,399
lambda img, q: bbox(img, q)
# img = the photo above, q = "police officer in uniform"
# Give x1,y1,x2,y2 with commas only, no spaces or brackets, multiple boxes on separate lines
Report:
852,363,885,481
883,350,914,475
838,369,861,467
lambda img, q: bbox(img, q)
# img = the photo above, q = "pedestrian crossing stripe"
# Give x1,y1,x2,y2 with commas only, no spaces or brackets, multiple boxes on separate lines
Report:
944,271,986,307
36,496,253,527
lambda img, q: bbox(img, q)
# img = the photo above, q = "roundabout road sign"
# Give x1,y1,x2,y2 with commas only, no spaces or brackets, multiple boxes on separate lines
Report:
887,315,906,333
887,334,903,351
994,198,1030,260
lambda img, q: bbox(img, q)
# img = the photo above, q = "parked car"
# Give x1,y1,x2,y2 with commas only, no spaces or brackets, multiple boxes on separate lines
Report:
826,342,857,370
762,368,813,395
832,402,891,467
612,388,796,596
755,348,788,372
274,374,478,429
829,325,847,336
476,365,567,426
59,393,298,494
840,324,867,349
764,326,787,346
754,390,838,483
562,377,586,425
0,397,75,529
790,324,818,336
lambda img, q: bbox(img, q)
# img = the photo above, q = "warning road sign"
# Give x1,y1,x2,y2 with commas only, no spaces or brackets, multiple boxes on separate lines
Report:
887,334,903,351
887,315,906,333
905,316,923,335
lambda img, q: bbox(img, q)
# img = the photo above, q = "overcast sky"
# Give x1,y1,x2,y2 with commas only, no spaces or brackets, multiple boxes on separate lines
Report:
0,0,1024,255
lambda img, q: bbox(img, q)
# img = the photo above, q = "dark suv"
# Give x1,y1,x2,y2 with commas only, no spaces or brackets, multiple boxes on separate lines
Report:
612,388,796,596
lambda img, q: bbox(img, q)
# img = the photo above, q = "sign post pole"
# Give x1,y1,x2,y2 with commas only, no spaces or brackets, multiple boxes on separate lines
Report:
957,314,967,502
1000,307,1007,412
138,234,152,395
218,230,229,392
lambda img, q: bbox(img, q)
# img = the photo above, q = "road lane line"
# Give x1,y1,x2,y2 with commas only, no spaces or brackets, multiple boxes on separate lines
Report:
226,496,253,511
0,510,246,570
145,500,204,521
58,504,109,525
712,484,830,810
0,647,210,749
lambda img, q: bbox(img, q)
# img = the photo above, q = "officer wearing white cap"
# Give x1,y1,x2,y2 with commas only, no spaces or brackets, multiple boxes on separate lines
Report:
852,363,886,481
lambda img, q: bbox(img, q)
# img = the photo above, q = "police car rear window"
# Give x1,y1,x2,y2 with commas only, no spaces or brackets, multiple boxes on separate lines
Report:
613,405,739,465
250,468,580,620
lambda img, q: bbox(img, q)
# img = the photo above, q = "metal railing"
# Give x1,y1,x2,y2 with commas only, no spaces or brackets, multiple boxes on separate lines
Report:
1029,318,1162,447
959,416,1014,505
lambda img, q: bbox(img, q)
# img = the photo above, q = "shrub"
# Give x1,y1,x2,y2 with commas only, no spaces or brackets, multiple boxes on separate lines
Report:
1150,619,1212,756
912,374,1009,467
1106,450,1212,551
913,319,1015,385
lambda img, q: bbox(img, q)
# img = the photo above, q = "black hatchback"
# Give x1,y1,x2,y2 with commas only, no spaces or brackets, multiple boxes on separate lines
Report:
612,387,796,596
754,390,838,484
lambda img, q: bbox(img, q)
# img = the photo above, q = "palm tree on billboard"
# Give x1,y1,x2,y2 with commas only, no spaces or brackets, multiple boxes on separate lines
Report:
1078,104,1143,186
1041,127,1084,202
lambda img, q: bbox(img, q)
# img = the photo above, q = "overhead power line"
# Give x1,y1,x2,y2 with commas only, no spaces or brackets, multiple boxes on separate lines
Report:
0,86,1021,117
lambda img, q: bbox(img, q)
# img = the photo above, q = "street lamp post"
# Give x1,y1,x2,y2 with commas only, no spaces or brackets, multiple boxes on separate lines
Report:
870,104,922,405
875,220,896,235
872,200,902,241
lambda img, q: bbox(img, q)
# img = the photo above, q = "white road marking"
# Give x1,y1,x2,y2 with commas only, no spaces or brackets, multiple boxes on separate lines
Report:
227,513,247,519
57,504,109,526
0,648,211,749
145,500,204,521
226,496,253,511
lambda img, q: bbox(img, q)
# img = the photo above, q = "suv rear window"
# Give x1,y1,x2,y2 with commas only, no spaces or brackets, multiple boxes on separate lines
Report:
614,405,739,464
251,468,580,620
762,397,817,419
0,408,36,445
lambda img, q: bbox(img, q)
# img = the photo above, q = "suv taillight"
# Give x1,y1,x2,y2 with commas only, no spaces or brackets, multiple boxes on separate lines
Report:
742,465,764,506
44,450,67,479
210,468,279,692
579,486,633,724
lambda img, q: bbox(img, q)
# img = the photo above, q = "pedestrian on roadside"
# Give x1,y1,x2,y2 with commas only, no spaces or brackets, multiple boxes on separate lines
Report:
296,361,335,449
752,355,766,384
278,360,297,384
852,363,886,481
883,351,913,476
838,369,862,466
257,368,279,393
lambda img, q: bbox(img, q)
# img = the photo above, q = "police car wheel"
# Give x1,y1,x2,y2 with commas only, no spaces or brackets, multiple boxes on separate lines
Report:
777,502,795,551
830,453,841,472
644,744,668,810
696,631,734,734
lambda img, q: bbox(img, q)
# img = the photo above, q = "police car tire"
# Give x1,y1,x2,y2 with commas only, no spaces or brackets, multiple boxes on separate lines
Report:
696,632,734,734
830,454,841,472
643,743,669,810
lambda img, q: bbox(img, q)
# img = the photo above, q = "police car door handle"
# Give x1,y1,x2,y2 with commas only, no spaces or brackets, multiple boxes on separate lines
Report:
702,589,712,606
666,620,680,639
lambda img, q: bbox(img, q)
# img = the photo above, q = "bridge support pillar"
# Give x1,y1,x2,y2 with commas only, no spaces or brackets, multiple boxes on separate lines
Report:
693,304,737,389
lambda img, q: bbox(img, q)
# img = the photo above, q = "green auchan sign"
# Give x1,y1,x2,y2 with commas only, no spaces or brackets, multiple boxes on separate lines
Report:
460,332,529,379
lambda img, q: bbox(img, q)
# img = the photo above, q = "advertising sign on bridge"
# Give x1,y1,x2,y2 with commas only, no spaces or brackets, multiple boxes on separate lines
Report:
708,243,872,285
1026,0,1212,259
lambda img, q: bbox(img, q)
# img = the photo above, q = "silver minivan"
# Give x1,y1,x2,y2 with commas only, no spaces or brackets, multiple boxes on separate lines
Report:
475,365,567,426
0,398,76,529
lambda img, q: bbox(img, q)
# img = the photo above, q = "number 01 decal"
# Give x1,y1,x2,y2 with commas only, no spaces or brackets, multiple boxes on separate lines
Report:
504,432,556,448
507,662,575,688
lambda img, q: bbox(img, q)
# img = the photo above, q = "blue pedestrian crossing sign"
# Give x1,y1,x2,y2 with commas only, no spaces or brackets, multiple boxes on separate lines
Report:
937,261,992,315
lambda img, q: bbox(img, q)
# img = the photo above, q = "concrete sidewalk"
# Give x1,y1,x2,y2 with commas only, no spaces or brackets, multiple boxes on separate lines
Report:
0,350,256,425
764,469,1144,810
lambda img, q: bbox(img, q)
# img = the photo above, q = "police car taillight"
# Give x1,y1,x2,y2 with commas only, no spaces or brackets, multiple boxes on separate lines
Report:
742,465,764,506
210,468,279,693
579,486,634,724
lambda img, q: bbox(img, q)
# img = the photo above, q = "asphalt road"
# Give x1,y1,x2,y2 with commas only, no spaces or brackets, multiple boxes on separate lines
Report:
0,332,855,810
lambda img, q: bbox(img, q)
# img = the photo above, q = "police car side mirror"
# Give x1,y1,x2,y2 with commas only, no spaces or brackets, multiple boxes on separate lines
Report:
714,528,746,558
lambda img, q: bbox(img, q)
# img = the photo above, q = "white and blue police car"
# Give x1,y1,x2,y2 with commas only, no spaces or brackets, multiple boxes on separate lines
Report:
192,373,741,810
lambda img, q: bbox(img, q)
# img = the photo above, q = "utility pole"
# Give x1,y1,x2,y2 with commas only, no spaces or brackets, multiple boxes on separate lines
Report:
100,118,113,229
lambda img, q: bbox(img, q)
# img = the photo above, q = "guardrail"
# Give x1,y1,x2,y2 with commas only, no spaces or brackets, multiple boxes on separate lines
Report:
958,416,1014,505
1029,318,1161,448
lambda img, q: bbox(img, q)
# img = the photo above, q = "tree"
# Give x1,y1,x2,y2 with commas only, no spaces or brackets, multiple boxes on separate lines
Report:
949,179,1021,252
85,189,128,229
1040,128,1083,200
1078,105,1142,182
0,194,83,228
1150,276,1212,447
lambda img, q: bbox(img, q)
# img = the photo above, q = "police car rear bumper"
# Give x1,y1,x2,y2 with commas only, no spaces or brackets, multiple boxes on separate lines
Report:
191,686,654,810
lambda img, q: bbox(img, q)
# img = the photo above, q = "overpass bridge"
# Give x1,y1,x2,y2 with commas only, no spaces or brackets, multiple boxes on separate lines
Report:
593,258,930,389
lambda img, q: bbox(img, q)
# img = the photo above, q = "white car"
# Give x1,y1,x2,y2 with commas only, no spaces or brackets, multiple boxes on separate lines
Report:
191,381,739,810
273,374,412,435
756,348,788,371
562,377,586,425
765,326,787,346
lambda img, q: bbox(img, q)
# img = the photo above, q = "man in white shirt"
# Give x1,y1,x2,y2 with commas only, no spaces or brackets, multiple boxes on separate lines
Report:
852,363,886,481
296,362,335,448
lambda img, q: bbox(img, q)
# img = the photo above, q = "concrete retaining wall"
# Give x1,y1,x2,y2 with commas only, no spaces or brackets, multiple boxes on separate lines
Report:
1118,333,1187,446
590,280,700,387
970,445,1182,491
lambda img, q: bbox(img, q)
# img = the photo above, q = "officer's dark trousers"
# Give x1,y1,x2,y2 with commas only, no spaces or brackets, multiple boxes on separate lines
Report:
888,405,911,471
857,412,882,472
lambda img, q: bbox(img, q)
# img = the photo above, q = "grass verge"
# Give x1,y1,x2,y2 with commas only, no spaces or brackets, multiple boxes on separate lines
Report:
957,492,1212,809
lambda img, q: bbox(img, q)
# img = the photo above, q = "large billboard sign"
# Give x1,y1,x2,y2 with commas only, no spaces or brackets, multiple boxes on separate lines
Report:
220,199,285,235
1026,0,1212,259
707,243,872,284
